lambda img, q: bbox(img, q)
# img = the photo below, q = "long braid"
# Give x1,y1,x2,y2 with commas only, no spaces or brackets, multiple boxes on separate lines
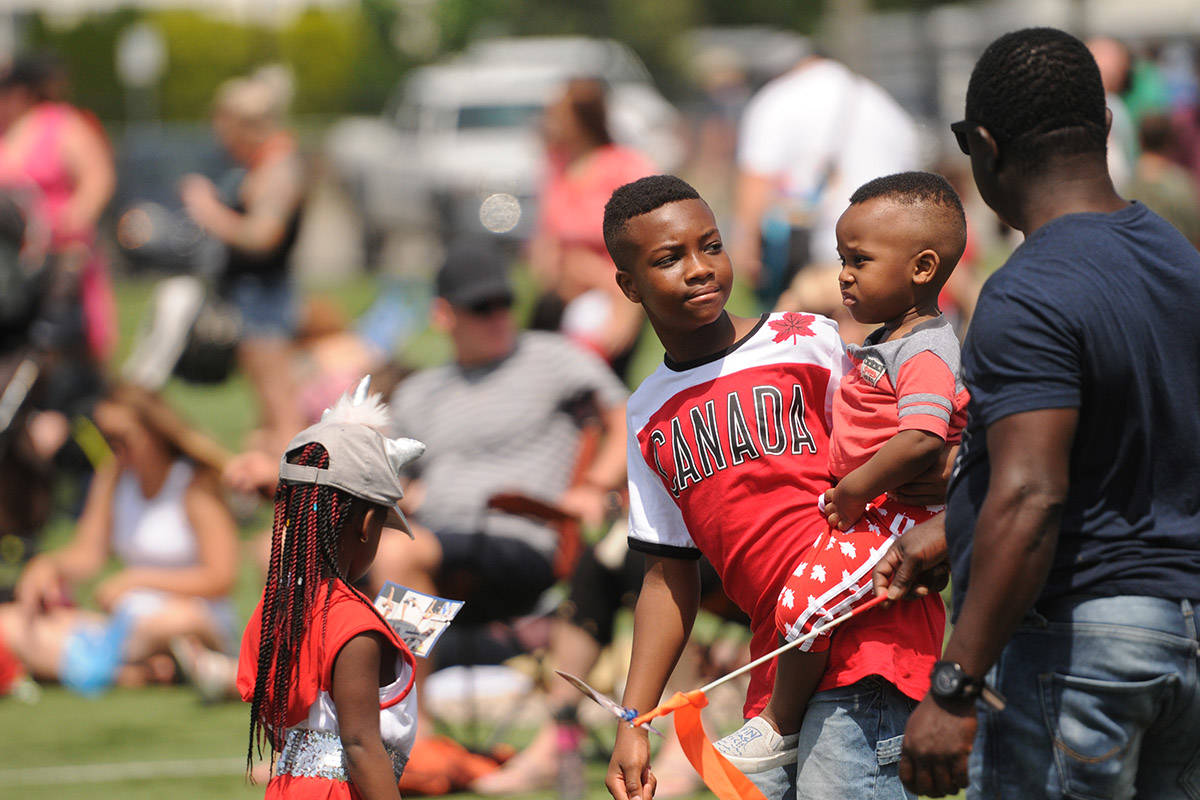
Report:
316,487,353,661
245,480,288,771
246,443,360,779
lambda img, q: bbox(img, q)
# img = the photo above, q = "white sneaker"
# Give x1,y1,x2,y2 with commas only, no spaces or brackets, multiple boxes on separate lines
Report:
713,716,799,773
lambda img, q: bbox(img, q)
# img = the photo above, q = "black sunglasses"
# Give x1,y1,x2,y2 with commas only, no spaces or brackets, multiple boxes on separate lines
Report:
950,120,976,156
465,296,514,316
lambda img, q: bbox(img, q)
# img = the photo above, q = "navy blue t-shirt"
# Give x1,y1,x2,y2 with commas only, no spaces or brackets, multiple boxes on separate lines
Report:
946,202,1200,617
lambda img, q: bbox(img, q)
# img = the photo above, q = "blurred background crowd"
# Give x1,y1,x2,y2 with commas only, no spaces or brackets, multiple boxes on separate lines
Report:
1,0,1199,797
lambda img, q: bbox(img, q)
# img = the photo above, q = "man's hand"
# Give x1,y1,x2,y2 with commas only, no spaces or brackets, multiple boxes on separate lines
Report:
872,514,949,603
606,726,656,800
900,694,976,797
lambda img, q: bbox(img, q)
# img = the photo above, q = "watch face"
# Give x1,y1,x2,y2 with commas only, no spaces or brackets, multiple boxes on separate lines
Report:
932,663,964,697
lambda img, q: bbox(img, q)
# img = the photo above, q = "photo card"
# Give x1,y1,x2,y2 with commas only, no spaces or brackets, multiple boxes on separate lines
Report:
374,581,464,658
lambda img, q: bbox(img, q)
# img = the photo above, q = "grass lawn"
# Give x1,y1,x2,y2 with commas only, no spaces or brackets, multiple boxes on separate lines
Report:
0,685,643,800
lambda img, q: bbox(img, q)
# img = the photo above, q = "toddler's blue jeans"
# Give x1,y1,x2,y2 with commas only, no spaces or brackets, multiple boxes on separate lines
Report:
746,676,917,800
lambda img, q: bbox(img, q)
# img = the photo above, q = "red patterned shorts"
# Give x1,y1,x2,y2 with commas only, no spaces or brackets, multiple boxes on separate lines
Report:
775,498,941,651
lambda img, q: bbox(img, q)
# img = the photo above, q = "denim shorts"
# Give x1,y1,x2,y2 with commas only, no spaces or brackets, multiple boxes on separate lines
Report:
226,274,297,339
970,595,1200,800
746,676,917,800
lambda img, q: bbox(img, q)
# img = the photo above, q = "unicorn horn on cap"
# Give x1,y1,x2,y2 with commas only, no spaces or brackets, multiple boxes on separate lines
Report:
321,376,390,426
384,437,425,473
321,375,425,463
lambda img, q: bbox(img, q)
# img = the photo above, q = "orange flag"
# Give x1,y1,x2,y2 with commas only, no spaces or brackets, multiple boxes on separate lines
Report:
668,691,769,800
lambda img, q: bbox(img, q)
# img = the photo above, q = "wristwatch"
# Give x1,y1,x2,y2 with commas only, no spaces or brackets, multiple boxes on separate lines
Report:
929,661,1006,711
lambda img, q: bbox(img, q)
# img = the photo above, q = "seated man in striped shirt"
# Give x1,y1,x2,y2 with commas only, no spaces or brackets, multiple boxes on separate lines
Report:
373,240,628,644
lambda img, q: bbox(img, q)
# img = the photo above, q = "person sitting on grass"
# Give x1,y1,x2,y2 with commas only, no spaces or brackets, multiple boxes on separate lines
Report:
237,380,425,799
603,175,949,800
0,384,238,692
720,171,967,772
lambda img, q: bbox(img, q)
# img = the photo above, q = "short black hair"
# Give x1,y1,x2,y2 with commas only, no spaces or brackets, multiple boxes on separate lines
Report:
848,171,968,283
849,171,964,216
966,27,1107,171
603,175,701,271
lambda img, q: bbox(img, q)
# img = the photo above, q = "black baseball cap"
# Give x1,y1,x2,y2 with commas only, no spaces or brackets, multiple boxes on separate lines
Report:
435,241,514,309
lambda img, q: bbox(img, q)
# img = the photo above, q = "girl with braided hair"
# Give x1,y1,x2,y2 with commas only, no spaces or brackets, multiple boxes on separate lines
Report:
236,377,426,799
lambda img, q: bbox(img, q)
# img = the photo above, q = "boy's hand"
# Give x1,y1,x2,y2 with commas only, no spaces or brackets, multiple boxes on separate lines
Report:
607,726,656,800
822,483,871,531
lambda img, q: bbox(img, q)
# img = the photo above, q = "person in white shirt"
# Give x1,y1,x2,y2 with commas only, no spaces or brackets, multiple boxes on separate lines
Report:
733,51,920,310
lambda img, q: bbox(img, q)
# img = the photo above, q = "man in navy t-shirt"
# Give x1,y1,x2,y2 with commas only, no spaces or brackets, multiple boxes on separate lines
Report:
871,28,1200,799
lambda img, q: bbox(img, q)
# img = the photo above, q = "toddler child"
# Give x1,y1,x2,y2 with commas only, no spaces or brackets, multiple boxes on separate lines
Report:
719,171,969,768
237,377,426,800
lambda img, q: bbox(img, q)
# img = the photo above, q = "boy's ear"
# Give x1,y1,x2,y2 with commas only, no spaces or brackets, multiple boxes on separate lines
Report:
911,249,940,285
614,268,641,304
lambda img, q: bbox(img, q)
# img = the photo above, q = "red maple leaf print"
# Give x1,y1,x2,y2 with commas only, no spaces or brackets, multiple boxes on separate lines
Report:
768,313,816,344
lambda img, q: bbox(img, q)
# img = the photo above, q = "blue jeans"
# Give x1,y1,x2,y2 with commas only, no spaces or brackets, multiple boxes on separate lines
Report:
970,595,1200,800
746,676,917,800
226,275,296,339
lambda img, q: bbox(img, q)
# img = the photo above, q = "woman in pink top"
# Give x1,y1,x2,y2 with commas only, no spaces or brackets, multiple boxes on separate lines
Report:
530,78,655,376
0,56,116,363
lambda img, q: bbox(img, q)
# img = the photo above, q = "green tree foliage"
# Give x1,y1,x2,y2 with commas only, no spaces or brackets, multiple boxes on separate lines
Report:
151,11,275,121
23,5,405,122
871,0,961,9
278,9,359,115
26,9,139,122
345,0,411,113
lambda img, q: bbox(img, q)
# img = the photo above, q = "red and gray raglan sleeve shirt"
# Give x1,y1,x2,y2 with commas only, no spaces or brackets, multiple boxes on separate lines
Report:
827,315,969,481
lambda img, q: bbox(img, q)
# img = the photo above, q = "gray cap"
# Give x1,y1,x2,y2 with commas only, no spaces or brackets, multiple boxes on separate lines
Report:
277,377,425,537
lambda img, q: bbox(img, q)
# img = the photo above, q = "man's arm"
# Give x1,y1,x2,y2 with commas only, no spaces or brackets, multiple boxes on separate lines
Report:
559,402,628,527
731,170,774,285
899,407,1077,797
606,554,701,800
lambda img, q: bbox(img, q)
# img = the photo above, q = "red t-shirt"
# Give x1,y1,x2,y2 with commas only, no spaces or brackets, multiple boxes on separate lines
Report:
538,144,655,255
626,313,945,716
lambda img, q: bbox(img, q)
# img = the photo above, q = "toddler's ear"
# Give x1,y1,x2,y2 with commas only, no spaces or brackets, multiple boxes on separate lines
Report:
912,249,940,285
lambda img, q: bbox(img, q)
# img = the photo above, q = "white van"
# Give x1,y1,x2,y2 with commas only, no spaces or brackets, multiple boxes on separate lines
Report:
326,37,682,265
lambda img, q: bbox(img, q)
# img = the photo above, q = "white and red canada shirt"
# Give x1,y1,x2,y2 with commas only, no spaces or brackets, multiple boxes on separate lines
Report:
626,312,944,716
